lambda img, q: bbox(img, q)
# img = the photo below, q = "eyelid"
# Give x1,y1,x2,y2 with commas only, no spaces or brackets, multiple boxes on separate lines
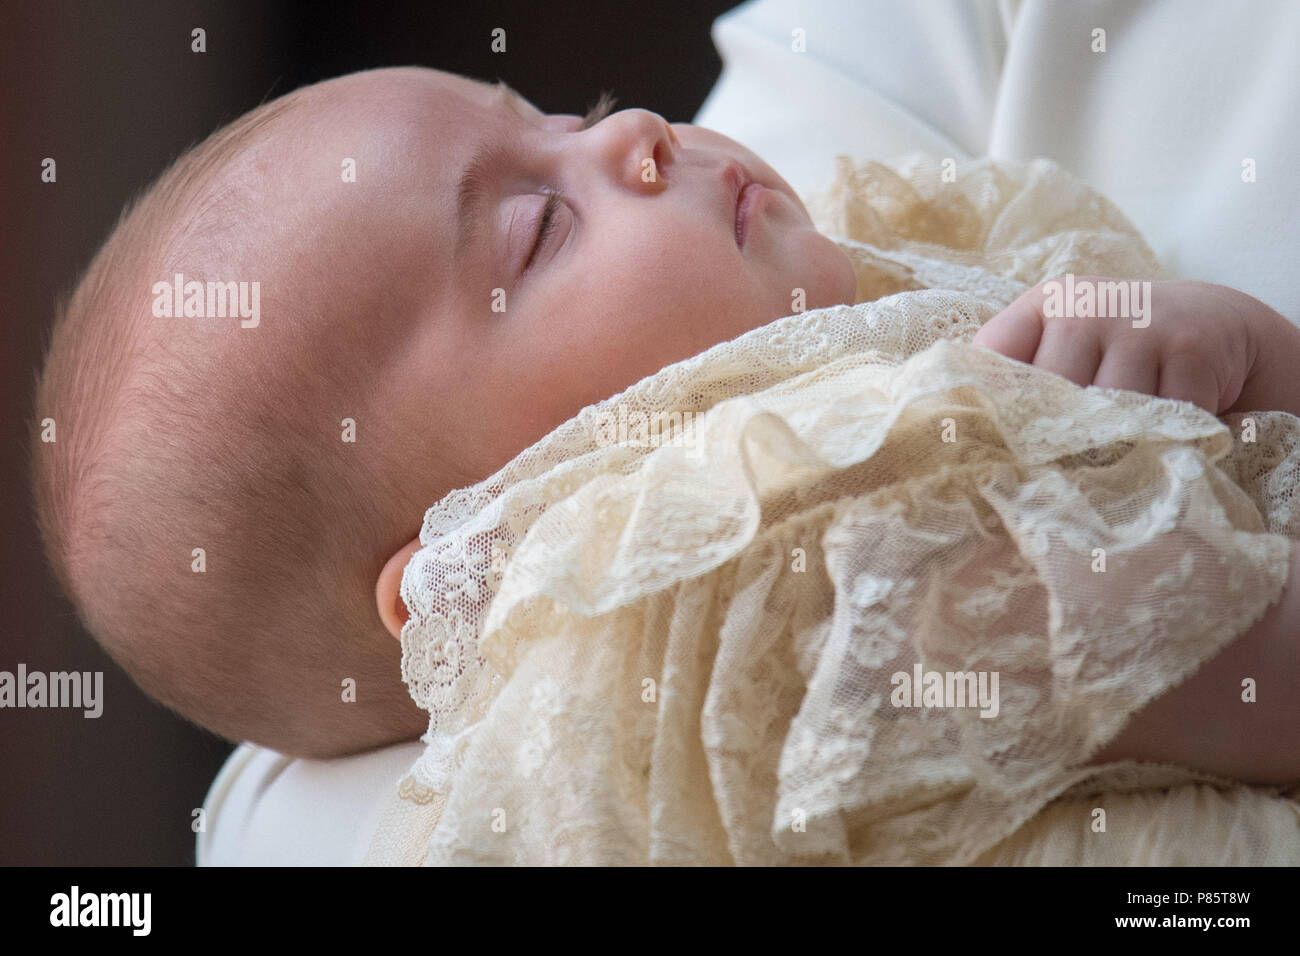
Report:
500,96,611,278
522,188,566,274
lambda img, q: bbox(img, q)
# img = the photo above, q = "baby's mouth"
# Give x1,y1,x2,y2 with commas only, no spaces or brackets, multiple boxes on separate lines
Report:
725,160,765,250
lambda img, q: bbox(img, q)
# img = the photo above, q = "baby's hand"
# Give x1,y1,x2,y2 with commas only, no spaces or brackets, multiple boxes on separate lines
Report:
972,277,1260,415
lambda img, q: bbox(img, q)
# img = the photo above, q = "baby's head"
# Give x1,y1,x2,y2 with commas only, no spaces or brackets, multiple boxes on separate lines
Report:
32,66,856,757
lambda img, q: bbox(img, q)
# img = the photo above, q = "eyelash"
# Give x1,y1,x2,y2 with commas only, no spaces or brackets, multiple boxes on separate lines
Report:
523,188,563,272
523,92,617,273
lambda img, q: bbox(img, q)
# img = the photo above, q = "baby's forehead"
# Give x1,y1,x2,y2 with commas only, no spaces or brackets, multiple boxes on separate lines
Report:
270,72,508,265
299,67,511,145
158,69,507,393
243,69,512,241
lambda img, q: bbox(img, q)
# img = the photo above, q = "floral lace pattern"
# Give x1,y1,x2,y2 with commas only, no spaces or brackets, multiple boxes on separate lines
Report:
391,155,1297,864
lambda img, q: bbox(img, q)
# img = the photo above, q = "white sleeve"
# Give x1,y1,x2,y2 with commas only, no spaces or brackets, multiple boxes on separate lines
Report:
697,0,1300,322
197,741,425,866
692,0,1012,197
987,0,1300,322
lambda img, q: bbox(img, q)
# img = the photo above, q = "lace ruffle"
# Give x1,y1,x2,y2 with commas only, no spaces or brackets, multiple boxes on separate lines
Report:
394,155,1297,862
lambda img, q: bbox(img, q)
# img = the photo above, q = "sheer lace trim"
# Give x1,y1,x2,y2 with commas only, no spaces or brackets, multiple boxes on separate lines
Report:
392,155,1297,864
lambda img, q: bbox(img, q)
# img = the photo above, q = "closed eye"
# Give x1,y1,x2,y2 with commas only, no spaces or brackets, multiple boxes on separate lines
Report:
524,188,564,272
522,92,616,273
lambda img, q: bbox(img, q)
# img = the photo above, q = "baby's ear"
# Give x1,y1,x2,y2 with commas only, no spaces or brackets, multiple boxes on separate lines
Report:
375,537,422,640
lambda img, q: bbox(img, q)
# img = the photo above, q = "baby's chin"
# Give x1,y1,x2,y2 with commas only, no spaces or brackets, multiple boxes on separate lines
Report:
825,237,858,305
785,226,857,312
763,161,855,306
741,242,856,336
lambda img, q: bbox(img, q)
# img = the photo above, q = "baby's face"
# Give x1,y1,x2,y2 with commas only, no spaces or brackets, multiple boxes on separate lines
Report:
237,67,855,483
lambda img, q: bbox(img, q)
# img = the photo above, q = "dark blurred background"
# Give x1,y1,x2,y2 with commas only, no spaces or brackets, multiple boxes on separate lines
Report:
0,0,738,866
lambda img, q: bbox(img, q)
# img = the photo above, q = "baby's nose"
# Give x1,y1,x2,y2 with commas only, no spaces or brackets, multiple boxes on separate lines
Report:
593,108,675,191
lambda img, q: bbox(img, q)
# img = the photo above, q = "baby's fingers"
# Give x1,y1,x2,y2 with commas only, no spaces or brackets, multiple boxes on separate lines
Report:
1157,349,1223,415
971,288,1044,363
1091,343,1159,396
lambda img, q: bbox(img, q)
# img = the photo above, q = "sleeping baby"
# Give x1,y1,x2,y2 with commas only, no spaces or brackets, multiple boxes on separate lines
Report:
32,66,1300,864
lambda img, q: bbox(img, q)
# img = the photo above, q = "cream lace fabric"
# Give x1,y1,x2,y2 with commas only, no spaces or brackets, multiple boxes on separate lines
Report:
386,155,1300,865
